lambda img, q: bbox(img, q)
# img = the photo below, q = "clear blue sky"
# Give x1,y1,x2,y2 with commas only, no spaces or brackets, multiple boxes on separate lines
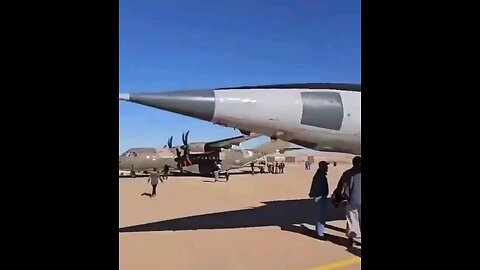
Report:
119,0,360,154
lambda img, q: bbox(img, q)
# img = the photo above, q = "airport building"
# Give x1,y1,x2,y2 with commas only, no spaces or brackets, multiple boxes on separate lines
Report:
261,150,354,165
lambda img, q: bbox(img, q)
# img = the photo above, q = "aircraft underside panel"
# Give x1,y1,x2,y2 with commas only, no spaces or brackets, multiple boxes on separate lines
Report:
181,152,221,174
300,91,344,130
197,161,217,175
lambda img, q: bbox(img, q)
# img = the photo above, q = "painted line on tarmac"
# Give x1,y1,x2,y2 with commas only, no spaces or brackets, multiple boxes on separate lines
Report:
307,257,360,270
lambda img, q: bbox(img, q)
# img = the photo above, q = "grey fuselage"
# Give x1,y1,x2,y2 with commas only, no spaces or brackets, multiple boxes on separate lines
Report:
119,147,178,172
119,83,361,155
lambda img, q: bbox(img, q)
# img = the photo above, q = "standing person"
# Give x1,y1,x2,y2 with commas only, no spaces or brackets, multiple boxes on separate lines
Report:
213,162,221,182
280,161,285,173
346,169,361,247
308,161,330,240
250,162,255,175
332,156,361,207
162,164,170,180
147,168,163,197
274,161,279,174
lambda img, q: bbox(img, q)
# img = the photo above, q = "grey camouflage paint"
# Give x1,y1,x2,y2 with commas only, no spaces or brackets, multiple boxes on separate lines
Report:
300,91,344,131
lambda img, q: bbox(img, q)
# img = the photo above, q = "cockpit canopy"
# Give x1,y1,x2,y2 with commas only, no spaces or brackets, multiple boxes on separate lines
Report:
120,149,138,157
120,148,156,157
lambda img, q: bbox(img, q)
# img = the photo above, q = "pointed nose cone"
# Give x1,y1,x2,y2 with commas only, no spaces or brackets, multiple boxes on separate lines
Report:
119,90,216,121
119,93,130,101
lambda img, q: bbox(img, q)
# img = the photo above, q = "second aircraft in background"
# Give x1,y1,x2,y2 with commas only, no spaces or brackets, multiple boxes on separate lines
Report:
119,131,300,177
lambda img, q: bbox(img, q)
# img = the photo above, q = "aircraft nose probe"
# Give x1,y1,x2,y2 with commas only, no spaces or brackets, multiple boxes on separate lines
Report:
118,90,216,122
119,93,130,101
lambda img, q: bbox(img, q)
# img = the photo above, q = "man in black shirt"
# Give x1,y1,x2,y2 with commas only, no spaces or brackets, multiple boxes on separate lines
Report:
309,161,329,240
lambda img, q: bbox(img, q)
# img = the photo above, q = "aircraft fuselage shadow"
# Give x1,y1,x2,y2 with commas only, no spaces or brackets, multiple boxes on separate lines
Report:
119,198,346,233
118,198,360,256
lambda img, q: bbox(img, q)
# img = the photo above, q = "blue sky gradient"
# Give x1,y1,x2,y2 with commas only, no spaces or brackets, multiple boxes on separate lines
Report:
119,0,361,153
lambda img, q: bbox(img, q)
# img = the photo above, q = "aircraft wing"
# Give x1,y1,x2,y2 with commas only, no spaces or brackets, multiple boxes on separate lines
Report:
232,146,304,169
278,147,304,154
205,133,261,149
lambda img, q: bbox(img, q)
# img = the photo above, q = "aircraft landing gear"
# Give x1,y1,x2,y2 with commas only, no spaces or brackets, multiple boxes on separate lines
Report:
130,165,136,178
225,170,230,182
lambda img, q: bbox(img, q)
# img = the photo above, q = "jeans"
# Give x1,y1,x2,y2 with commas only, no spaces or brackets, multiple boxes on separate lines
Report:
314,196,327,237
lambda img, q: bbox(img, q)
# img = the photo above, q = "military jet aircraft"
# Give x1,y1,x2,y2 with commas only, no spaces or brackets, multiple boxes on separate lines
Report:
119,83,361,155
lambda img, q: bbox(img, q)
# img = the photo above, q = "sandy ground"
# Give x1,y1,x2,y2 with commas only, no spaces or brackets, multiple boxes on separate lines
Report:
119,163,361,270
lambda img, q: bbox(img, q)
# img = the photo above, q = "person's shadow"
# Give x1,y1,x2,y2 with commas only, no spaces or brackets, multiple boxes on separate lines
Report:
119,198,360,256
280,223,360,257
141,192,152,197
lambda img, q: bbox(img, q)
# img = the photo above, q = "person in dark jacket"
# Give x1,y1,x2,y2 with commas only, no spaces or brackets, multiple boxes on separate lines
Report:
308,161,329,239
331,156,361,207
